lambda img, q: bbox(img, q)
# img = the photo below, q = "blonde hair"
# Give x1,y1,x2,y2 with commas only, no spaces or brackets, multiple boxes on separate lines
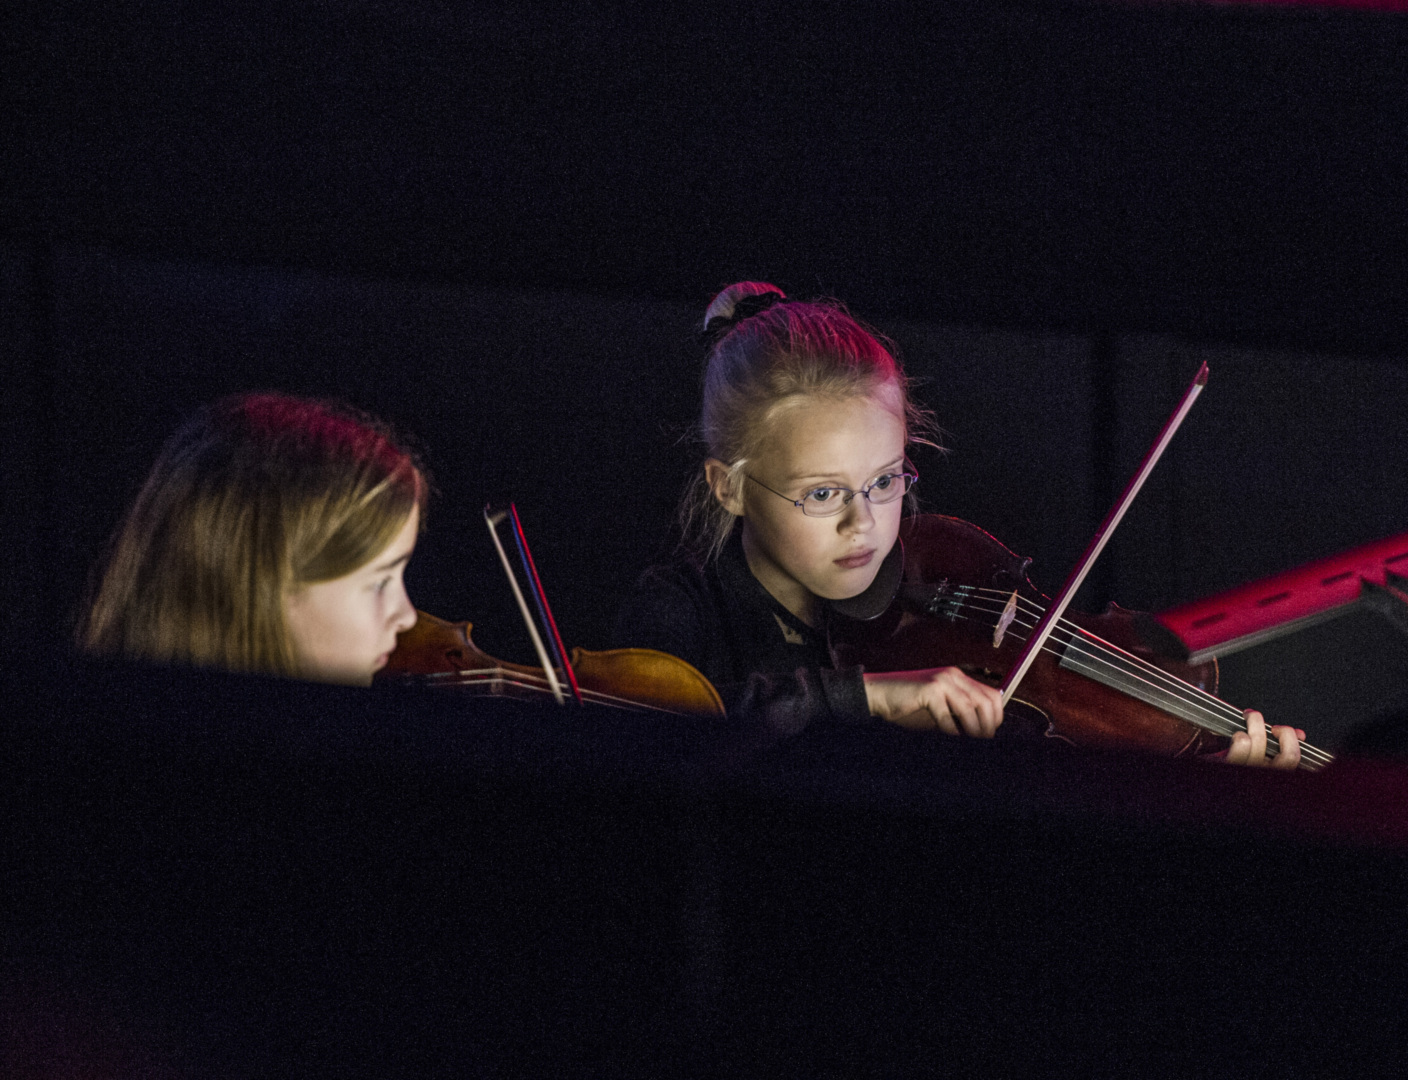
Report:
681,281,938,561
80,393,428,677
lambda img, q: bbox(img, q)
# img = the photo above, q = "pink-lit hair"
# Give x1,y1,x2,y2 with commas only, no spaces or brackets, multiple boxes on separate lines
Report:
681,281,937,560
81,393,428,677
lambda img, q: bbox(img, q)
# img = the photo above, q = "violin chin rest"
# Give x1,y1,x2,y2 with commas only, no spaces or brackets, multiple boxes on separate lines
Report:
829,539,905,621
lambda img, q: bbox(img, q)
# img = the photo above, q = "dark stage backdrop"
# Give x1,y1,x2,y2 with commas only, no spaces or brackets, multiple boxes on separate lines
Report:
5,1,1405,354
4,1,1408,743
4,241,1408,748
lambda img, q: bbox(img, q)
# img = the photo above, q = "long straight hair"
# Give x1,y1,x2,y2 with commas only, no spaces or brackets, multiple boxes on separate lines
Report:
80,393,428,677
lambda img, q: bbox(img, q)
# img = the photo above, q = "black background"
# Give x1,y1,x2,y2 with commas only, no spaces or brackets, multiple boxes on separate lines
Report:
5,1,1408,736
7,5,1408,1075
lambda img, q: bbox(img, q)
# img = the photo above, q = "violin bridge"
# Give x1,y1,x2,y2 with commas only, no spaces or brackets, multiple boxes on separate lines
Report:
993,589,1019,648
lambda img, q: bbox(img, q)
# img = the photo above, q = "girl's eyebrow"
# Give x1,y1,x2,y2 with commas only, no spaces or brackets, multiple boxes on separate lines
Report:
786,456,905,484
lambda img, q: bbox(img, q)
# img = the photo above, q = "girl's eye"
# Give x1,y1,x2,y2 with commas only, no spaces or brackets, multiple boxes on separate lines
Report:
805,488,840,504
375,577,392,593
870,474,896,491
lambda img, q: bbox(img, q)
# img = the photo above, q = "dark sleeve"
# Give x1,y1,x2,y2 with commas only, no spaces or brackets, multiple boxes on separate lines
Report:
728,665,872,740
613,566,875,741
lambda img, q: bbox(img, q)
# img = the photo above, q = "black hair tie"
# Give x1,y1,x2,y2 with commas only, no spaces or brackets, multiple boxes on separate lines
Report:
698,291,787,350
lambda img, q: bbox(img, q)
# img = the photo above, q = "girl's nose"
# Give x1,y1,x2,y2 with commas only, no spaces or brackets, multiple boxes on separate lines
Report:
841,492,877,532
390,581,417,634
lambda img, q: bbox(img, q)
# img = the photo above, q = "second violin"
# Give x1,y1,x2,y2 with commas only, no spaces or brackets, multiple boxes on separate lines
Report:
380,502,724,718
381,608,724,717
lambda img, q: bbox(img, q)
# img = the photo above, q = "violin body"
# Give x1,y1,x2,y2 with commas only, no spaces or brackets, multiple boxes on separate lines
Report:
829,516,1231,758
380,610,726,718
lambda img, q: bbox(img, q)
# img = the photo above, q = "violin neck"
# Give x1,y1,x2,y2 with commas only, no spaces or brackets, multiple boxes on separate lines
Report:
1057,629,1218,735
1053,619,1330,770
931,585,1333,771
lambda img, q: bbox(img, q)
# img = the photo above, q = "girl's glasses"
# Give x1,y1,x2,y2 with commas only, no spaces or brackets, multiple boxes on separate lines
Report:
746,470,918,518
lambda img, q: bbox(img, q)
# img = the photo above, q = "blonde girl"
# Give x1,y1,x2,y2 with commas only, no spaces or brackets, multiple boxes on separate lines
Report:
616,282,1298,766
81,393,426,686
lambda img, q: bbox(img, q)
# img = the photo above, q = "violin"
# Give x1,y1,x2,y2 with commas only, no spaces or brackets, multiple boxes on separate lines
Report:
380,609,725,717
376,500,724,717
828,515,1333,770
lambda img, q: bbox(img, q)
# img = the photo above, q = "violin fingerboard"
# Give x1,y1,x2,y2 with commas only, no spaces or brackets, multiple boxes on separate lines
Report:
1056,630,1236,738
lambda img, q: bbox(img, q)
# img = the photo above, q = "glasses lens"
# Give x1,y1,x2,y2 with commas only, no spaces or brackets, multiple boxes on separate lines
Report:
867,472,913,505
798,474,914,516
801,488,848,517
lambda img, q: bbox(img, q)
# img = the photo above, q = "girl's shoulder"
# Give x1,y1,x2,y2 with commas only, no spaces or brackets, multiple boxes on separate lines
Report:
627,551,712,601
614,547,747,669
617,533,768,641
617,548,719,629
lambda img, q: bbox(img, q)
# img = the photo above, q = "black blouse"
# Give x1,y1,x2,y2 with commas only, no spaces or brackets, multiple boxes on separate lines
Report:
612,530,875,740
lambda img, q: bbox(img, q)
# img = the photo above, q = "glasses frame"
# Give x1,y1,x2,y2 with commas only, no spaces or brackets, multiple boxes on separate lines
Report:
745,468,919,518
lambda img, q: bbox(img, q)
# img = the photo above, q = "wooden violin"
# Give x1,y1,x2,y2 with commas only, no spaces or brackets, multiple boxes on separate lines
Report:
379,608,725,717
829,515,1329,769
376,501,724,717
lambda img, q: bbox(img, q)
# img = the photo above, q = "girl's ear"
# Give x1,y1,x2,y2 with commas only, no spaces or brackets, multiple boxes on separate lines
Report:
704,458,745,517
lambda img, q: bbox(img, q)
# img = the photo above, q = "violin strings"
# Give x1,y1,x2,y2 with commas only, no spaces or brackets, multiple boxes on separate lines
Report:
986,590,1326,758
949,588,1237,716
933,588,1332,768
962,588,1327,761
955,599,1328,767
416,668,693,715
969,589,1334,767
970,591,1246,727
960,588,1250,724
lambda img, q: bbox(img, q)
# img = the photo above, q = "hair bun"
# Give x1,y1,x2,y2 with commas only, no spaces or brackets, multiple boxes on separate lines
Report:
698,288,788,350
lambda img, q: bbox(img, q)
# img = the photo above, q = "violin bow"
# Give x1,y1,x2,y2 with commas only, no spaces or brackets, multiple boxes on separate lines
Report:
484,503,584,706
1000,362,1209,706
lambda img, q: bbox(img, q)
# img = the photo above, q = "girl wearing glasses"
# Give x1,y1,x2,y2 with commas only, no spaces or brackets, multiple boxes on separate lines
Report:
615,281,1299,766
80,392,425,686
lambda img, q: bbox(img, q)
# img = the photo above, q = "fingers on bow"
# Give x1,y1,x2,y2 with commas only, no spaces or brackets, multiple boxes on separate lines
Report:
928,670,1003,739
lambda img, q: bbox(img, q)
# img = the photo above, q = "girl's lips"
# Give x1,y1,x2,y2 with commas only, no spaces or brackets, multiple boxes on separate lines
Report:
834,549,875,570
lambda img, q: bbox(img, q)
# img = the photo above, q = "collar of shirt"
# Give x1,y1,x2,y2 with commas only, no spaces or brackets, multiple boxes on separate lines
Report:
716,530,818,650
